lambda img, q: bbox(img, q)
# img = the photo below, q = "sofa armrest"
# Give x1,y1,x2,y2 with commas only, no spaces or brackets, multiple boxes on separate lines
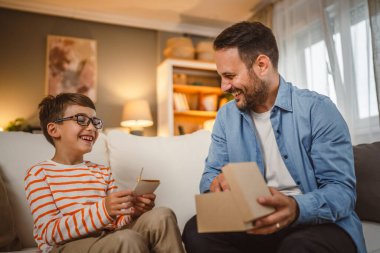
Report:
353,142,380,223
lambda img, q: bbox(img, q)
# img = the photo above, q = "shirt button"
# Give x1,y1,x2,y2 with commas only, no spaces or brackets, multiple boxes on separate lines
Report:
277,129,281,134
284,155,288,159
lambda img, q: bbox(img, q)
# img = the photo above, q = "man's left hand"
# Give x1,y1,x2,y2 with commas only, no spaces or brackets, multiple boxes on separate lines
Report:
132,193,156,218
247,187,299,235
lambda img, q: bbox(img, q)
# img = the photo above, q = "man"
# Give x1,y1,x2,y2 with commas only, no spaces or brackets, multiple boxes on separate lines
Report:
182,22,366,253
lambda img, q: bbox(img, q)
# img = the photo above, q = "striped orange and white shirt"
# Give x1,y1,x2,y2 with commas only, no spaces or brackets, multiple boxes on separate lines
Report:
24,160,131,252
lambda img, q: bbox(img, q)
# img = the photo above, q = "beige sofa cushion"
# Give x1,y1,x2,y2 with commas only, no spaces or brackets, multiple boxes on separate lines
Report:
107,130,211,231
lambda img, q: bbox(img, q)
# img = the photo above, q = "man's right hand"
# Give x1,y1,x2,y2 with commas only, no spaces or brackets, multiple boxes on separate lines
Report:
210,173,230,192
104,189,135,218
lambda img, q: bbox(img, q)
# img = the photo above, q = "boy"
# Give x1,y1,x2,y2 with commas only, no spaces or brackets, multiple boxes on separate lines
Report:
25,93,185,253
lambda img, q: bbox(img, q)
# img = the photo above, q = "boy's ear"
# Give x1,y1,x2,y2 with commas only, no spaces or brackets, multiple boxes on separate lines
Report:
47,122,60,139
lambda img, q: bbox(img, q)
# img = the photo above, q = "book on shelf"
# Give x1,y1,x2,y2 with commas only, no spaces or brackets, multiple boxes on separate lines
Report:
173,92,189,111
201,94,218,111
177,125,185,135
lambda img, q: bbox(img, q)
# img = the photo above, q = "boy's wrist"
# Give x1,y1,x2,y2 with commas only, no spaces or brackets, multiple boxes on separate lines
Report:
102,198,115,222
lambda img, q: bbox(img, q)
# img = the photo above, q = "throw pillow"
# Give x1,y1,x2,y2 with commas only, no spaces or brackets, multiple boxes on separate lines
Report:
0,171,22,251
353,142,380,223
107,129,211,232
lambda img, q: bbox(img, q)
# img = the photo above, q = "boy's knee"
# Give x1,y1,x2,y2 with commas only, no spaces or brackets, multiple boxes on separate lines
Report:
144,207,177,223
108,229,147,250
154,207,176,219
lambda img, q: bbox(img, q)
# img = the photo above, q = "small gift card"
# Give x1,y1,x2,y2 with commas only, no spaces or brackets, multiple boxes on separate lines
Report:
133,168,160,196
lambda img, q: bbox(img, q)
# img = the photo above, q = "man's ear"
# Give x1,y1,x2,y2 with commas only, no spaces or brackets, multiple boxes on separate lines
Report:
254,54,271,77
47,122,60,139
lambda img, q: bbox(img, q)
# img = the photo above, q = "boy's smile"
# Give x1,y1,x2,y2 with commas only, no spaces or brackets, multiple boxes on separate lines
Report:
80,135,95,142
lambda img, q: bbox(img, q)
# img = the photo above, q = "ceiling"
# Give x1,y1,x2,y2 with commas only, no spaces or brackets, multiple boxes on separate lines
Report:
0,0,272,37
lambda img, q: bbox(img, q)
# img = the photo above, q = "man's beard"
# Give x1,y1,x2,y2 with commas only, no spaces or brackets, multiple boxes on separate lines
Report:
234,71,269,111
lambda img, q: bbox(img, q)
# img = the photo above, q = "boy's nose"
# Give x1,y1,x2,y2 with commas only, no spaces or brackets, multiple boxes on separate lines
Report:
86,121,97,131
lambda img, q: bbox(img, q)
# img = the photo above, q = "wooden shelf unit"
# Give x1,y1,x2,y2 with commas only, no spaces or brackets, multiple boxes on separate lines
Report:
173,84,223,95
157,59,221,136
174,110,217,118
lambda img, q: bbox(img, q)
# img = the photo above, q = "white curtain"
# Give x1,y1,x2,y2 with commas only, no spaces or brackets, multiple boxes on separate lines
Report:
273,0,380,145
368,0,380,119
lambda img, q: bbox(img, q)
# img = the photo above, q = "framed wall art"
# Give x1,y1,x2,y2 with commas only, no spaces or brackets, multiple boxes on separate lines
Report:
45,35,97,101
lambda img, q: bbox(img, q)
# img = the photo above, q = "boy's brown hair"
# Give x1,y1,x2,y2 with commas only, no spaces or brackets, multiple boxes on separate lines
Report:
38,93,96,146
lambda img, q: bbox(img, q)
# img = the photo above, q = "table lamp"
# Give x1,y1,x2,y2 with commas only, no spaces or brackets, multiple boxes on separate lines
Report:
121,99,153,135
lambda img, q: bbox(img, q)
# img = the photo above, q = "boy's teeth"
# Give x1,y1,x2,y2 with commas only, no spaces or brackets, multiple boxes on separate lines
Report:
81,136,93,141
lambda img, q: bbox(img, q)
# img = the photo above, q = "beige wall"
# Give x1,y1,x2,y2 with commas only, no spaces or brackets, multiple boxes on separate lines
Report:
0,8,158,135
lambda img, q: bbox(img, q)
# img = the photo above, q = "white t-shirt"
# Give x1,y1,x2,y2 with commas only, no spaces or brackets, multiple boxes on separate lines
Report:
251,110,302,196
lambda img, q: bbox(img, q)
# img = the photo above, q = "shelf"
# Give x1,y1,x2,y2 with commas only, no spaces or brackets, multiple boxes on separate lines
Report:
173,84,222,95
174,110,216,133
174,110,217,118
157,59,219,136
166,59,217,70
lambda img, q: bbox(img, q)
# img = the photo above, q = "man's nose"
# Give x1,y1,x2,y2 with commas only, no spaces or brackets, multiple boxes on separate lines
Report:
221,82,232,92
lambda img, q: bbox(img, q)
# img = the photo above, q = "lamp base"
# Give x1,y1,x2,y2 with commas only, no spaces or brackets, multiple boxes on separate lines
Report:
130,129,143,136
129,127,144,136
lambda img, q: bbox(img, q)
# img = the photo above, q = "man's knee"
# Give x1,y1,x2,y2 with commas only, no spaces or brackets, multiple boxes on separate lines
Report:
182,215,197,244
278,236,319,253
182,215,207,252
278,224,356,253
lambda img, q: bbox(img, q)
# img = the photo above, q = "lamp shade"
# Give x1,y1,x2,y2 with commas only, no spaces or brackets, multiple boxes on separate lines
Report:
121,99,153,128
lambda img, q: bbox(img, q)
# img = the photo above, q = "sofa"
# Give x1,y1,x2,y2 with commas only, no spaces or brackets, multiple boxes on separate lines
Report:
0,130,379,253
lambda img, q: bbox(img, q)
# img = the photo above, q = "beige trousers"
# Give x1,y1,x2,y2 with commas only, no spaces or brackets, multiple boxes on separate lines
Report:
51,207,185,253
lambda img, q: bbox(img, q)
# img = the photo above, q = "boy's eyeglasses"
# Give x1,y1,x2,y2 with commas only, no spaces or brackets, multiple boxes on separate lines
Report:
54,114,103,129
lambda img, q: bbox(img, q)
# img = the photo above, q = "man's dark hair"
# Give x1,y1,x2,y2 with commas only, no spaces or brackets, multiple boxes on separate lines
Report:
214,21,279,69
38,93,96,146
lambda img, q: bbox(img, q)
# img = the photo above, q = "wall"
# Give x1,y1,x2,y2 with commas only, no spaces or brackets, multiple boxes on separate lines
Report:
0,8,158,135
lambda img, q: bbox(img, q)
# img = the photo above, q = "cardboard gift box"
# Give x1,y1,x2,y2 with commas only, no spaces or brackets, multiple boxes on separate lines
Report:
195,162,274,233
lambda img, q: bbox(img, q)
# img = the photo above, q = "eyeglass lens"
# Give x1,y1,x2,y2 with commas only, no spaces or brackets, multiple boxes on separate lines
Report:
76,115,103,129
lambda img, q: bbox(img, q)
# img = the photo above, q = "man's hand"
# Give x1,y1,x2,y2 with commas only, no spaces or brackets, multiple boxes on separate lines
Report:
132,193,156,218
247,187,299,235
104,189,135,218
210,173,230,192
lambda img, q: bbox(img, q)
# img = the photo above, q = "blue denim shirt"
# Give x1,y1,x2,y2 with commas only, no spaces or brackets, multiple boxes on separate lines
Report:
200,76,366,253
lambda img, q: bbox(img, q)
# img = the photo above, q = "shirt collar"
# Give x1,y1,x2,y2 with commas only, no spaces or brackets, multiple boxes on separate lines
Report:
273,75,293,112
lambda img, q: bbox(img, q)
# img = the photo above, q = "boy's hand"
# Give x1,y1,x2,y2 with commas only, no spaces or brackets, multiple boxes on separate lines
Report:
105,189,135,218
132,193,156,218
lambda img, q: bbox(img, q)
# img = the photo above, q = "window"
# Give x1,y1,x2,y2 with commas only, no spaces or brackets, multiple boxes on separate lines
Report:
274,0,380,144
351,20,378,119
